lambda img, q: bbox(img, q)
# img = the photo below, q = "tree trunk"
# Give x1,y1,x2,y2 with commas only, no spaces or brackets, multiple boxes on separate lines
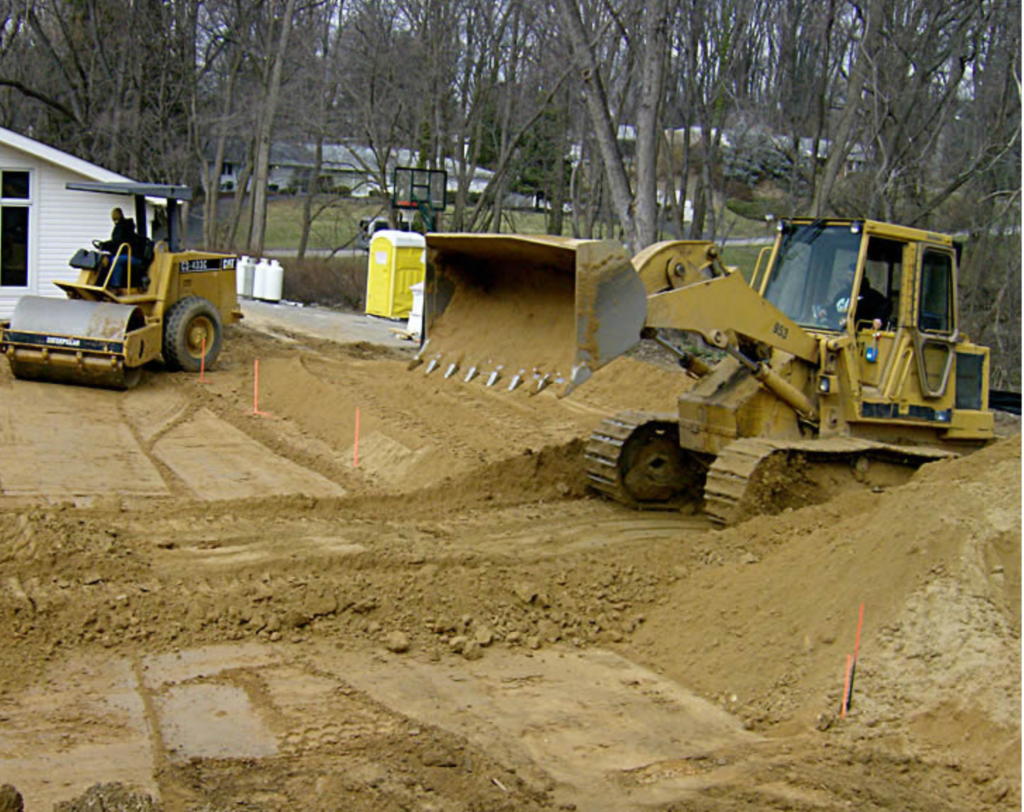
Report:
633,0,669,249
813,0,883,216
298,136,324,260
554,0,637,251
227,146,254,250
249,0,298,256
203,49,243,249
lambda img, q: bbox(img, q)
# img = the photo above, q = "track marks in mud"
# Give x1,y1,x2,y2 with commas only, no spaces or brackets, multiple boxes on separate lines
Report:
152,409,345,501
0,384,169,498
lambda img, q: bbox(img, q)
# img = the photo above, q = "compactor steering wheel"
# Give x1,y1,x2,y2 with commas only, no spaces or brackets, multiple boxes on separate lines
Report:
92,239,104,250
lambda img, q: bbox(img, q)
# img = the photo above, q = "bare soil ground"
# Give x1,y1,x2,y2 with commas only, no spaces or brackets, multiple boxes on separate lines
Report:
0,314,1019,812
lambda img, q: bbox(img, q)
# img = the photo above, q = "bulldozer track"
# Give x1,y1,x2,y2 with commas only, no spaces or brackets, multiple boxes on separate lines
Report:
587,415,961,526
702,439,781,526
584,411,650,506
704,436,959,526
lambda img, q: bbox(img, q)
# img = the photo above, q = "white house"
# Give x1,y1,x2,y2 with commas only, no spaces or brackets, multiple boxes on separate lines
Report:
0,126,136,319
209,140,496,200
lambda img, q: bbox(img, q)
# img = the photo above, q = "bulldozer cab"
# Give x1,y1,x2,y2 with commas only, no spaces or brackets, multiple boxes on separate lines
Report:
756,219,991,437
758,220,900,333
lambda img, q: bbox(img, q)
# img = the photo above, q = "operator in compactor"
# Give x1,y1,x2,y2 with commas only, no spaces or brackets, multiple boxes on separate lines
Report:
95,207,145,288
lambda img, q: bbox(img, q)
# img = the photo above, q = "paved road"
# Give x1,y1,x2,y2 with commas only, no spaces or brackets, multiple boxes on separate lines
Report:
263,248,366,259
240,298,418,350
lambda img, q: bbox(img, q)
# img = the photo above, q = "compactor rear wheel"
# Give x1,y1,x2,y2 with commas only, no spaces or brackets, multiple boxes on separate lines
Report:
163,296,222,373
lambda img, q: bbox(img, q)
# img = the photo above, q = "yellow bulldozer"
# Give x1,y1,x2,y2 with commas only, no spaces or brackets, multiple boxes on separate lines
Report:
0,182,241,389
418,219,996,524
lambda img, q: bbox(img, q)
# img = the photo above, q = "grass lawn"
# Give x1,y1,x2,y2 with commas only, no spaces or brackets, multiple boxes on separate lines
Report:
248,196,391,250
257,194,772,253
719,244,774,281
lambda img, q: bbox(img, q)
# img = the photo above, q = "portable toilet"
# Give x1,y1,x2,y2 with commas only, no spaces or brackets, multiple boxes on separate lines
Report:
366,230,426,319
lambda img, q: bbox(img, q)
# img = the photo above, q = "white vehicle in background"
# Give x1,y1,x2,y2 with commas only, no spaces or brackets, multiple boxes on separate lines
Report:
357,215,412,251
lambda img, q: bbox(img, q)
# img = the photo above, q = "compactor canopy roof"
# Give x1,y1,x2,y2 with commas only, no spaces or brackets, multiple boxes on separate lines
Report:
66,181,190,249
65,181,192,201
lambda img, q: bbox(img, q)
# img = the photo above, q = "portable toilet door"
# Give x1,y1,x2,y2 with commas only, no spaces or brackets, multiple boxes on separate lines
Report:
366,230,427,319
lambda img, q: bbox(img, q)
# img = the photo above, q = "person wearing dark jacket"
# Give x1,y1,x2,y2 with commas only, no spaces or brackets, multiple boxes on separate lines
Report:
814,264,892,330
98,207,144,288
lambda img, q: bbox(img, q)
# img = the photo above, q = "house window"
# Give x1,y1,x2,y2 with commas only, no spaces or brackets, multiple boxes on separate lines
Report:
0,170,30,288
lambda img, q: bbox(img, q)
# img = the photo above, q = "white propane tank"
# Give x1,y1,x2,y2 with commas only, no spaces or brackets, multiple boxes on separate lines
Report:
243,256,257,298
252,257,270,299
237,256,257,298
236,255,248,296
260,259,284,302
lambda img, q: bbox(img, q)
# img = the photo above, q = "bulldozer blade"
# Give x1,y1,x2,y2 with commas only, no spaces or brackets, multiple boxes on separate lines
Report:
423,234,648,395
1,296,147,390
570,240,649,392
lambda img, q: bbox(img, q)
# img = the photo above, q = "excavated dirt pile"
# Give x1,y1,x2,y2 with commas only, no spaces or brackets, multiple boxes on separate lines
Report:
0,317,1018,812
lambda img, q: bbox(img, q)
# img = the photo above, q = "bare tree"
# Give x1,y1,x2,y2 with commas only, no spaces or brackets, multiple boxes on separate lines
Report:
248,0,299,256
554,0,639,250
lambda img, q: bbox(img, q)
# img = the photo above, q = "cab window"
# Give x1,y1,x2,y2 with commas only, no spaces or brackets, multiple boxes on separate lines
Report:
919,250,953,334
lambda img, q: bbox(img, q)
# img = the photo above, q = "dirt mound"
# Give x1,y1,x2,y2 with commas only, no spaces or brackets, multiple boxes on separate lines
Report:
345,438,590,518
633,436,1020,792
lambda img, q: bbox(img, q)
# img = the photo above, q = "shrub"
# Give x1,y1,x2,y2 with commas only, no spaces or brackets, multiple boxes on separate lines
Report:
280,256,368,311
721,132,793,189
726,198,778,220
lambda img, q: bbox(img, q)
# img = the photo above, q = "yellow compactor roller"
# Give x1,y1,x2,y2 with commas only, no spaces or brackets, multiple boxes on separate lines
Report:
419,220,996,524
0,182,241,389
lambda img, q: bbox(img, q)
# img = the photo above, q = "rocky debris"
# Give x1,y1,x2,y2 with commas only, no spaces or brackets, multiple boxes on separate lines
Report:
53,783,159,812
385,630,410,653
474,625,494,647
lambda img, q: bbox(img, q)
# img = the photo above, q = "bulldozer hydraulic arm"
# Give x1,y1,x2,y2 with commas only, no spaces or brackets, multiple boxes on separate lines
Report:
645,272,819,364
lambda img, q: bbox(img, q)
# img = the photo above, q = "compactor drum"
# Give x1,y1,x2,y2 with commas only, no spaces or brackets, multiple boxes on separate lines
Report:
420,220,999,524
4,297,149,389
0,183,242,390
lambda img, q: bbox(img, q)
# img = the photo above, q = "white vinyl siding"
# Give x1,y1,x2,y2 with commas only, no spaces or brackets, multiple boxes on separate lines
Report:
0,140,131,319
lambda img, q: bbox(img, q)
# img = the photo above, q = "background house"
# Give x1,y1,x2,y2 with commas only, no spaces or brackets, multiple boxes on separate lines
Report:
208,140,494,199
0,126,138,318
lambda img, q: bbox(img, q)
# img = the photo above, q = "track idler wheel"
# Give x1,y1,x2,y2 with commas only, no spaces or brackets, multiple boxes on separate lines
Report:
618,422,696,504
587,414,708,509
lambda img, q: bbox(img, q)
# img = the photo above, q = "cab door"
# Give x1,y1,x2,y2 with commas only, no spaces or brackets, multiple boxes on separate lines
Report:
913,247,957,399
854,237,904,393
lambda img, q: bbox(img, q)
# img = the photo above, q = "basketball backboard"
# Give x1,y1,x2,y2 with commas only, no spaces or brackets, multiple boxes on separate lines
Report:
392,167,447,212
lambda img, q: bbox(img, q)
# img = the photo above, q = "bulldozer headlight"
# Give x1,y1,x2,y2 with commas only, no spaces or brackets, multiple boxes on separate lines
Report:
818,376,831,394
